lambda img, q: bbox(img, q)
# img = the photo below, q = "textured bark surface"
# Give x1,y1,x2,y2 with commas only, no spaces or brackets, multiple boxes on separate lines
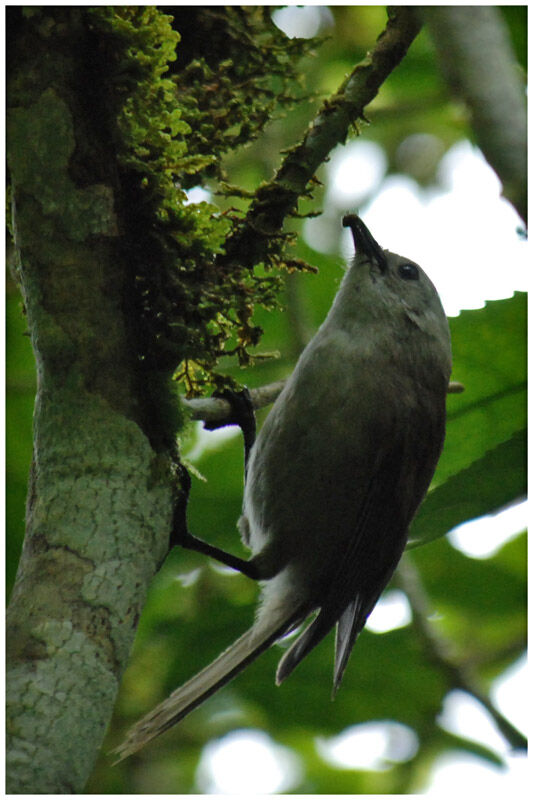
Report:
6,11,175,792
6,402,172,792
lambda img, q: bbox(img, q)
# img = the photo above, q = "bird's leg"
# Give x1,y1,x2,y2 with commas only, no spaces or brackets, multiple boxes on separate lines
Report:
203,388,256,479
170,389,260,580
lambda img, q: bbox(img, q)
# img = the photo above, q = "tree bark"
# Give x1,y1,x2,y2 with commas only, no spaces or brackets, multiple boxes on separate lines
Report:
6,11,175,792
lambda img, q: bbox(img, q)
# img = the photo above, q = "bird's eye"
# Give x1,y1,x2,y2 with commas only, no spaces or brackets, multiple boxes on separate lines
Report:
398,263,419,281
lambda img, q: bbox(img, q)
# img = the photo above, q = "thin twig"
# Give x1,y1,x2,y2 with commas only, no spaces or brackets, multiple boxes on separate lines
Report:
182,379,464,425
181,380,286,423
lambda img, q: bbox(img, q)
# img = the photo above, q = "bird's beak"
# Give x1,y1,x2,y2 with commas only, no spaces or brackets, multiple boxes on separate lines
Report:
343,214,388,274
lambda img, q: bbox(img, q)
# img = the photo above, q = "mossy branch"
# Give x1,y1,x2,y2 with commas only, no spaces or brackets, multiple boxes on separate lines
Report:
220,7,422,269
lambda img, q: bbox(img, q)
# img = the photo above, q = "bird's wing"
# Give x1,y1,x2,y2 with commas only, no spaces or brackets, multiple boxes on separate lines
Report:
276,445,410,687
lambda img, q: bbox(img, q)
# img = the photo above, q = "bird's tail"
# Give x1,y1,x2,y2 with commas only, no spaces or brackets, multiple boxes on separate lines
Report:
113,611,298,762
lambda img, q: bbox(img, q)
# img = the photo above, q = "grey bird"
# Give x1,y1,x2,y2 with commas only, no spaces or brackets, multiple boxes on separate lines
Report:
114,214,452,761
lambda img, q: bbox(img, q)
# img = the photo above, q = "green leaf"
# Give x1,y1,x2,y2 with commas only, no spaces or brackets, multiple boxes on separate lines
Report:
436,293,526,486
409,532,526,671
409,429,526,547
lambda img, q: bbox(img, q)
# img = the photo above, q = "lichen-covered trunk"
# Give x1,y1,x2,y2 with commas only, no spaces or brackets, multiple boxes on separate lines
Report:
6,10,177,792
6,391,172,793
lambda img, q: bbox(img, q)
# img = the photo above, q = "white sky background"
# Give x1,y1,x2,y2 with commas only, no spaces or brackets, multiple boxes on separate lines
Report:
326,138,528,317
186,5,529,794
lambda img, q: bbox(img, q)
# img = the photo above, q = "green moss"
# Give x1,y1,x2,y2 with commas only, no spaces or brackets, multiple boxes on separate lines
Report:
7,6,318,450
88,7,317,396
167,7,317,186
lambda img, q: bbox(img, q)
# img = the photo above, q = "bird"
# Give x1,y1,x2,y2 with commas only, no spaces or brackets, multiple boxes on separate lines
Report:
114,213,452,761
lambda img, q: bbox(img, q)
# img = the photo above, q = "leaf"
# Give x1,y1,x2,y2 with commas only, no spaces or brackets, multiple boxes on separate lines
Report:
409,429,526,547
411,532,526,635
436,293,526,486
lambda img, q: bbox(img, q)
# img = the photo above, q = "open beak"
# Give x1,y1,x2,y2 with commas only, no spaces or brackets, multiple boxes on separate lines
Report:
343,214,388,274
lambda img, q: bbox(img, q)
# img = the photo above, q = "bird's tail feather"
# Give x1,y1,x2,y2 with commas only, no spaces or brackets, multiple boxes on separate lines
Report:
113,611,297,762
275,608,333,686
275,593,368,689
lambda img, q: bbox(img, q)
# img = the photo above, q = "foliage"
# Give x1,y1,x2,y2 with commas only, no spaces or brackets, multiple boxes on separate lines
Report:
7,4,526,794
410,293,526,546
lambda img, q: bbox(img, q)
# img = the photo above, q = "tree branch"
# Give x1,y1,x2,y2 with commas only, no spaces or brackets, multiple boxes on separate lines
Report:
220,7,422,269
421,7,527,224
182,379,464,425
395,554,527,752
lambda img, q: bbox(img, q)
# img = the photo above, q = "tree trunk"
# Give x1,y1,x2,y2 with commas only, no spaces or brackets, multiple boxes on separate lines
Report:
6,10,176,791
